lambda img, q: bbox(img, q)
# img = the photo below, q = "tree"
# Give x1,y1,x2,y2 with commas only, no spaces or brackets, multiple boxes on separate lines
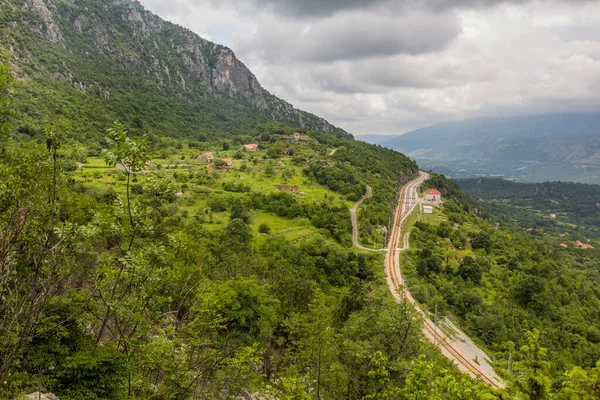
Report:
258,223,271,234
517,329,552,400
0,125,78,385
417,255,443,277
265,163,276,178
230,197,249,223
267,141,286,158
558,362,600,400
103,120,149,248
471,231,492,254
458,256,483,284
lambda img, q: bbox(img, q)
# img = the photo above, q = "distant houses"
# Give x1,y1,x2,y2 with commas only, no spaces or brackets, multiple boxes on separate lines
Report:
278,185,300,193
424,189,441,202
75,162,85,169
198,152,214,163
278,133,310,143
576,240,594,249
241,144,259,152
221,158,233,167
293,132,310,142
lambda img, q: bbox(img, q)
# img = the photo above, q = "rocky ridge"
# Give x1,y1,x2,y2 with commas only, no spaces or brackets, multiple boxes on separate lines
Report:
6,0,348,136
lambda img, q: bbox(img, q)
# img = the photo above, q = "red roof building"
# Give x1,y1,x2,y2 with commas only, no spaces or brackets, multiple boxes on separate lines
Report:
576,240,595,249
198,152,214,162
559,243,568,248
242,144,259,151
424,189,441,202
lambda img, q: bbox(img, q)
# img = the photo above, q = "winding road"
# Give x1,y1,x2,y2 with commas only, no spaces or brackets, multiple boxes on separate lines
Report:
351,171,505,389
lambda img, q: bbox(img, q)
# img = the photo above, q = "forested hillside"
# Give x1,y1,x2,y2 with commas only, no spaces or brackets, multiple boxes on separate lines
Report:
0,0,349,143
402,174,600,397
0,59,517,399
457,178,600,239
3,1,600,398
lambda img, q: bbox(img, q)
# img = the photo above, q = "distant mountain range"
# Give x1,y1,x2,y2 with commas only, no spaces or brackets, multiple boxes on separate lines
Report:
0,0,349,140
358,114,600,184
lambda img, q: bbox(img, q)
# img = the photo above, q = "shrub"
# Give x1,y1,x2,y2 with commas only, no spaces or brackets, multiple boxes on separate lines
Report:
258,223,271,234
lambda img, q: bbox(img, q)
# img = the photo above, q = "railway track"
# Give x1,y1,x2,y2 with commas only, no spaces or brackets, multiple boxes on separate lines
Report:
385,171,505,389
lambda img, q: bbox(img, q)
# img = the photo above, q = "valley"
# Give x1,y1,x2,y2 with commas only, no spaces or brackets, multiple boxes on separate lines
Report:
2,0,600,399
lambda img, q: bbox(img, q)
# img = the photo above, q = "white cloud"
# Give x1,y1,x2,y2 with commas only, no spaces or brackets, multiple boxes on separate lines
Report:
138,0,600,135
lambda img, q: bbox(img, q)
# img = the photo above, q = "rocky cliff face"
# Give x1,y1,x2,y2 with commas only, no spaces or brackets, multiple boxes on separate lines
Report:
8,0,348,136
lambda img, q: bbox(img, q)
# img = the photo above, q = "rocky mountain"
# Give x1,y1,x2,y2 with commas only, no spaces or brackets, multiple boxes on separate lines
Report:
358,114,600,183
0,0,349,139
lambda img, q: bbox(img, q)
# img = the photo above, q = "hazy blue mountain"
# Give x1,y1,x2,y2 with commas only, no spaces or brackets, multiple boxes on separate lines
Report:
358,114,600,183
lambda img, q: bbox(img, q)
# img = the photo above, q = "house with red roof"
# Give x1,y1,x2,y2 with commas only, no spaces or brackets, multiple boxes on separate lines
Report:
221,158,233,167
424,189,441,202
198,152,214,163
559,243,568,248
576,240,594,249
241,144,259,152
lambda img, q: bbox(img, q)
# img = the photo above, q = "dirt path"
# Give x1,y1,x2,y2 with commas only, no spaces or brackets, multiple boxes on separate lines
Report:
350,185,386,252
384,171,505,389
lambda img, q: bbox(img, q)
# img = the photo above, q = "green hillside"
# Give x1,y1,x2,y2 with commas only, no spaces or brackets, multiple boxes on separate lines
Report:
0,0,349,143
1,60,507,399
2,1,600,398
457,178,600,239
403,174,600,396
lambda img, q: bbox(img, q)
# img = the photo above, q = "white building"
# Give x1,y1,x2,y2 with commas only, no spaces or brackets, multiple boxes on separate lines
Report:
424,189,441,202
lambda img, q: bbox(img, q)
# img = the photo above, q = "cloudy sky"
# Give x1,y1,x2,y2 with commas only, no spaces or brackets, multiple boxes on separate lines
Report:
138,0,600,135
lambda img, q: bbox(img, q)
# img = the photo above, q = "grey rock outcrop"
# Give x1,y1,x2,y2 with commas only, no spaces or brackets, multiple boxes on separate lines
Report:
11,0,349,136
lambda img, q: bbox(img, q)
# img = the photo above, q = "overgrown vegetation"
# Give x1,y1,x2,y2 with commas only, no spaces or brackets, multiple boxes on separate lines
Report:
457,177,600,238
403,174,600,398
0,61,508,399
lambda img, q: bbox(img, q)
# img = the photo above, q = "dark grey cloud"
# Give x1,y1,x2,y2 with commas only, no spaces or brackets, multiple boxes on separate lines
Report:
238,12,461,63
239,0,592,17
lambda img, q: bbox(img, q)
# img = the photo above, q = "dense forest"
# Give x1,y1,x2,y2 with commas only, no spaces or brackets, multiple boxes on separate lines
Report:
456,178,600,238
0,61,515,399
403,174,600,398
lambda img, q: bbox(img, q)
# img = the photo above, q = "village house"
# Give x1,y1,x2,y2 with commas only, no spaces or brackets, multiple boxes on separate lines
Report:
198,152,214,163
278,185,300,193
75,162,85,169
221,158,233,167
424,189,441,202
241,144,259,152
576,240,594,249
559,243,568,248
293,132,310,142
